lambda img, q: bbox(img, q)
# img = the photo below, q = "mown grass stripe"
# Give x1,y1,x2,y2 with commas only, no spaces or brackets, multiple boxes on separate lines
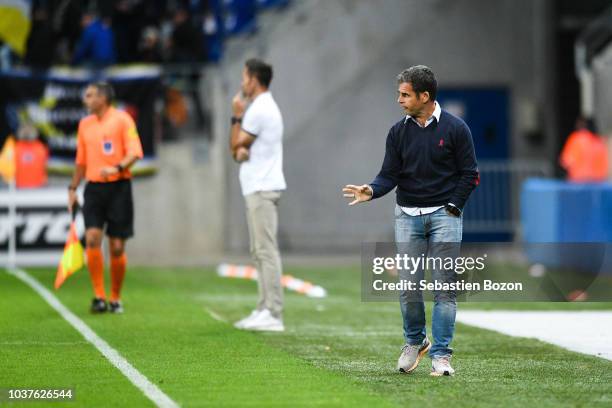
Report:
5,268,179,408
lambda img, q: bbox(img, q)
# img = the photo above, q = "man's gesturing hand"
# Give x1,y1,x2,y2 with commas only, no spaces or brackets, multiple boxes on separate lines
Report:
342,184,373,206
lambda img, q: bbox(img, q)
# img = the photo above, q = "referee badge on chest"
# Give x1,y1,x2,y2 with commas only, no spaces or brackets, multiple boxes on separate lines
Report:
102,139,114,155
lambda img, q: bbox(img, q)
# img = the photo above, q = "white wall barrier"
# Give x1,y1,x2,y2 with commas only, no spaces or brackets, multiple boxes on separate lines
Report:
0,187,84,266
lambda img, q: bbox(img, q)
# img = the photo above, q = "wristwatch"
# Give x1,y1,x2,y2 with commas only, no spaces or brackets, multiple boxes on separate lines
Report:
231,116,242,125
445,203,462,217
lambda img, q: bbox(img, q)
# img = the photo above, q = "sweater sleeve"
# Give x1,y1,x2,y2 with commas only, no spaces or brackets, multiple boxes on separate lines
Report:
449,121,479,209
369,126,401,199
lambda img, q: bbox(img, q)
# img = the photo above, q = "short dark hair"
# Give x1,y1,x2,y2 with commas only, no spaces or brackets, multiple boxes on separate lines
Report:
88,81,115,104
397,65,437,101
245,58,273,88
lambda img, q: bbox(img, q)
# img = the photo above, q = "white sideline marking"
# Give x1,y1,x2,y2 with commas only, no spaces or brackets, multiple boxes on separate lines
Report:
0,341,88,346
5,268,179,408
457,310,612,361
205,307,227,323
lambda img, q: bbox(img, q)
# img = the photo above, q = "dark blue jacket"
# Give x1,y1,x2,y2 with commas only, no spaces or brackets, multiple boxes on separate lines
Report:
73,20,116,66
370,110,479,209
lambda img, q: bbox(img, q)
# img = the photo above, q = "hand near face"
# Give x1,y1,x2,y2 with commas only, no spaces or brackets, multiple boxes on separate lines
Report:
232,92,246,117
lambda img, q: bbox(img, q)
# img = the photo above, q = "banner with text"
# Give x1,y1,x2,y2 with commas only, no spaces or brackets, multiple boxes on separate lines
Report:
0,66,161,174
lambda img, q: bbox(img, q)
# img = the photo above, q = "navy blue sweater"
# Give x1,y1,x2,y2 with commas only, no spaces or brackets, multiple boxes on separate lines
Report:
370,110,479,209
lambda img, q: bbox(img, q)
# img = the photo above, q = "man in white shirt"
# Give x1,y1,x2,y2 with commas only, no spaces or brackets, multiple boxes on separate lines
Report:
230,58,286,332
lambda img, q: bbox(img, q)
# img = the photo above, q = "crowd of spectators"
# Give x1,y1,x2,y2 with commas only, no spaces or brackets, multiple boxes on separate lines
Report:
23,0,218,68
19,0,288,69
0,0,291,156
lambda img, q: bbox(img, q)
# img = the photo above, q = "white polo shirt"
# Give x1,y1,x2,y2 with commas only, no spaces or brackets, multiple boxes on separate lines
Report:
239,91,287,196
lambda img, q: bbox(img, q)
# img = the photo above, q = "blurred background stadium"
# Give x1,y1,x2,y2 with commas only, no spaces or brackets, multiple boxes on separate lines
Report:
1,0,612,264
2,1,612,407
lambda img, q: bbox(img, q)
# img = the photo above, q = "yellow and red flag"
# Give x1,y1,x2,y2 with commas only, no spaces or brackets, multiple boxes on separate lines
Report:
55,219,84,289
0,136,16,183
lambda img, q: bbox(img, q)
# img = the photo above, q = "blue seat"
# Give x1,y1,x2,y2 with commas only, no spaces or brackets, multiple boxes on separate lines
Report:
223,0,257,35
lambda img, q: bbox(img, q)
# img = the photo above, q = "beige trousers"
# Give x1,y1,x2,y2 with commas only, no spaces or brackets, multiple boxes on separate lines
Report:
244,190,283,319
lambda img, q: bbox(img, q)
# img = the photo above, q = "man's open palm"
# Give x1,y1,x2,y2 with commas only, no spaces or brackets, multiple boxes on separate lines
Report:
342,184,373,206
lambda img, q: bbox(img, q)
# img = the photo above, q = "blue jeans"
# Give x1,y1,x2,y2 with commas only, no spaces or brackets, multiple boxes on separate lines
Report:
394,205,462,357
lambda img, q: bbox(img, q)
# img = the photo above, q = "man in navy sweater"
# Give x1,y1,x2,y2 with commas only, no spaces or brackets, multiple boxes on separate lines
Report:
343,65,478,376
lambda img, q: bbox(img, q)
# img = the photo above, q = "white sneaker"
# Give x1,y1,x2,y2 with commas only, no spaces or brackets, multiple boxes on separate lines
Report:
397,337,431,373
430,356,455,376
234,309,261,329
242,309,285,332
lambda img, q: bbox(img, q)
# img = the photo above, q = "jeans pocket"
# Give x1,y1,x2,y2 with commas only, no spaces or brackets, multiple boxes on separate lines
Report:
394,204,403,219
265,190,282,203
444,208,461,218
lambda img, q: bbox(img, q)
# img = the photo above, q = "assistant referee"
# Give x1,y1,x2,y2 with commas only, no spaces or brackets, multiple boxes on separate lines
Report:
68,82,143,314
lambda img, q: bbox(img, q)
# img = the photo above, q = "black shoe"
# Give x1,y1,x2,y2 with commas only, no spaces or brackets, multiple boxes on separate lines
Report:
109,301,124,314
90,297,108,313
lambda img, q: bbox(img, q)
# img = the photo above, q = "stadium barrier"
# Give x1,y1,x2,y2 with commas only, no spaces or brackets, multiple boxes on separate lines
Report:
0,187,83,266
521,178,612,274
463,159,552,236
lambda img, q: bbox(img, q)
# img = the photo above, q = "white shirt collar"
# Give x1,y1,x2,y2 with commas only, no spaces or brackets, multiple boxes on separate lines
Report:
404,101,441,128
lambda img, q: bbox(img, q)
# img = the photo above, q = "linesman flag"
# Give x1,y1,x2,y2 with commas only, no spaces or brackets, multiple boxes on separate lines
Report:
55,206,84,289
0,136,16,183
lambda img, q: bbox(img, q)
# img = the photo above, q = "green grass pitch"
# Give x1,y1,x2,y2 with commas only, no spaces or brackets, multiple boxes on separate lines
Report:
2,265,612,407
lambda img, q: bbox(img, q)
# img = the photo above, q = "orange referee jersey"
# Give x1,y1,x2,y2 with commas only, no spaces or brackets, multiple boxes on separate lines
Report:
76,106,144,182
560,129,608,182
16,139,48,188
